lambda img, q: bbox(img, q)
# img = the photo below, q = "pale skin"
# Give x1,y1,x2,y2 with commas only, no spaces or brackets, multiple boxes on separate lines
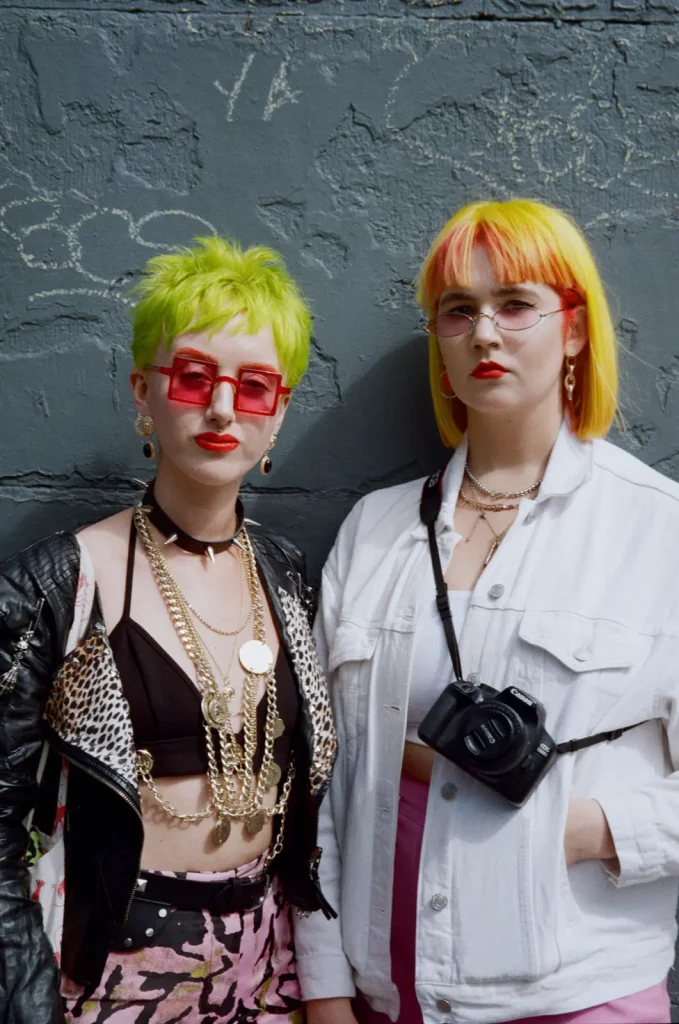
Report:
80,318,290,872
307,245,616,1024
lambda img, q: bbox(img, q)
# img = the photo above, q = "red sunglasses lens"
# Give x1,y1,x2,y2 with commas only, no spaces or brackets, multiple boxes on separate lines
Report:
235,370,279,414
169,358,216,405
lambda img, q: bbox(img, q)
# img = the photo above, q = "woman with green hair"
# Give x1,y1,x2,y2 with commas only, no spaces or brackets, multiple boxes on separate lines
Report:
300,199,677,1024
0,236,336,1023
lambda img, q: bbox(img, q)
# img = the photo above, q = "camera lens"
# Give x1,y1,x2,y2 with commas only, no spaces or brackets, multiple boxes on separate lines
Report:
459,703,528,776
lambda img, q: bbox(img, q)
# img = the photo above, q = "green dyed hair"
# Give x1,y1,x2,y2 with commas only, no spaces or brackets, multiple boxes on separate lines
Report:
131,236,312,387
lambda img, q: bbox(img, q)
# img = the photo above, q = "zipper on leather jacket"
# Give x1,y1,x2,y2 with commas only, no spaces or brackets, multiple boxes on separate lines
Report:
0,598,45,696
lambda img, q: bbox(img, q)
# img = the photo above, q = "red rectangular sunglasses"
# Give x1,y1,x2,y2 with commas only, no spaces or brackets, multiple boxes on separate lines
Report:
146,355,291,417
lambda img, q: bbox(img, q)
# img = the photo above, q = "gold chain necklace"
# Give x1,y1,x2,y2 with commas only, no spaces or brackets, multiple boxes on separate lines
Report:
458,483,520,567
464,464,542,499
458,486,521,513
133,507,293,852
185,553,253,637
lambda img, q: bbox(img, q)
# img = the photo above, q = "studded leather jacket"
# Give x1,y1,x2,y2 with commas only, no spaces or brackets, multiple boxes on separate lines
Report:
0,528,337,1024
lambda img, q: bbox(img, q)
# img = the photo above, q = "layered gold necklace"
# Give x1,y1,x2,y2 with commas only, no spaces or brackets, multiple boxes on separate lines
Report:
458,467,541,567
133,506,293,853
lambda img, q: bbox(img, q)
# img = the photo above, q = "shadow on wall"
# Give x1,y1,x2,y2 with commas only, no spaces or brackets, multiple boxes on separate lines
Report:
247,331,449,578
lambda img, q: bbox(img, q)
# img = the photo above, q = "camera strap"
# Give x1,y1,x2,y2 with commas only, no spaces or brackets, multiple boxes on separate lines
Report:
555,723,644,755
421,469,647,755
421,470,464,682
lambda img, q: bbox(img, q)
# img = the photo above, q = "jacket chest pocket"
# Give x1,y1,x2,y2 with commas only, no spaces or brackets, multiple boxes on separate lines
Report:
518,609,652,704
328,622,381,748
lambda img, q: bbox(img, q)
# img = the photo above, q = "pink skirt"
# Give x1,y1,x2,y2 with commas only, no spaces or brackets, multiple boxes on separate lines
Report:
62,856,302,1023
354,773,670,1024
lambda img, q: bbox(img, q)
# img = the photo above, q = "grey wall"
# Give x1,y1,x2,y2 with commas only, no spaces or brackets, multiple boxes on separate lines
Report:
1,0,679,1010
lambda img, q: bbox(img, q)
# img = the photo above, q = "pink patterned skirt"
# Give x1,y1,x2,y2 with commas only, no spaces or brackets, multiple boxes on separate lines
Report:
61,856,302,1023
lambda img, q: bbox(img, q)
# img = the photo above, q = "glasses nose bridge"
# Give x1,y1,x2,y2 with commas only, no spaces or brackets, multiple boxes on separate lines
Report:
470,309,501,340
209,374,238,414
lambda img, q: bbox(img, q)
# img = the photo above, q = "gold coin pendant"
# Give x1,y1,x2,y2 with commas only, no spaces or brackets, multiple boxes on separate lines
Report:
203,694,229,729
213,817,232,845
239,640,274,676
265,763,282,788
246,810,267,835
272,717,285,739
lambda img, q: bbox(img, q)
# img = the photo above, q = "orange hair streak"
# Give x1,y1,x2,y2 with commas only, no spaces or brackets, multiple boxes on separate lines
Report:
416,199,619,447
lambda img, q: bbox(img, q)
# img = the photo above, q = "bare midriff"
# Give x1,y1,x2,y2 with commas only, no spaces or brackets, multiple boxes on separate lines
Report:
139,773,278,872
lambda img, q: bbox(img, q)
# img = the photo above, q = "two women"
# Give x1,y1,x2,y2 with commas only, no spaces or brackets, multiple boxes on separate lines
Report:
299,200,679,1024
0,237,336,1023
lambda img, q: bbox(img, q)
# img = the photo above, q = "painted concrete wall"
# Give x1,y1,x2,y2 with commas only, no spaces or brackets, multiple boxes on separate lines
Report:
1,0,678,1011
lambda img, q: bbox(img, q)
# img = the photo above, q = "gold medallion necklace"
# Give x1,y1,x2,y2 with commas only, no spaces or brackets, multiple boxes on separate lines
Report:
133,507,293,852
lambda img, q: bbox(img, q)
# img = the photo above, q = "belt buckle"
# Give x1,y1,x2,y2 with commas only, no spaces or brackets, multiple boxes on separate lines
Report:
214,873,269,915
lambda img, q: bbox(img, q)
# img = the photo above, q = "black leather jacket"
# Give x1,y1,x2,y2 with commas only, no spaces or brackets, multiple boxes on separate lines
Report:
0,526,337,1024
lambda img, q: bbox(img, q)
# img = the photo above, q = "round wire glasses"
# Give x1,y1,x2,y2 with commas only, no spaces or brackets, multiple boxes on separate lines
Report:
427,305,571,339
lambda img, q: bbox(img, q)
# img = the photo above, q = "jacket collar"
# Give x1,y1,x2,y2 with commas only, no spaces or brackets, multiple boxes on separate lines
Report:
415,420,593,540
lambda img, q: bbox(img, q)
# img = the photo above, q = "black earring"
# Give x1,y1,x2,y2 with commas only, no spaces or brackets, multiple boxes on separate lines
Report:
259,434,277,476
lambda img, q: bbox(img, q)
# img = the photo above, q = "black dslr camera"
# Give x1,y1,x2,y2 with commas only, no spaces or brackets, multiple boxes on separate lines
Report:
418,679,557,807
418,470,643,807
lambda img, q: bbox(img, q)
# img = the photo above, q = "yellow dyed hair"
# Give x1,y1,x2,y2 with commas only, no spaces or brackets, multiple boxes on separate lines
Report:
131,236,312,387
416,199,618,447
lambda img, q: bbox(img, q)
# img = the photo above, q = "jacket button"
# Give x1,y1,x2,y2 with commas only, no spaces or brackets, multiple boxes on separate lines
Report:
158,908,168,918
573,647,590,662
430,893,448,911
488,584,504,600
123,937,132,948
145,927,155,938
436,998,452,1013
441,783,458,801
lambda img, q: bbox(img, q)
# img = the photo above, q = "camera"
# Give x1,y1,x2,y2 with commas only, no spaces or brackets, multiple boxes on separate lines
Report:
418,679,558,806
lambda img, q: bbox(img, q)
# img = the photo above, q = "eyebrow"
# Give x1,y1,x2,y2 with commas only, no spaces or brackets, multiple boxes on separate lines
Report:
174,347,218,364
240,362,279,374
173,351,280,376
439,284,541,303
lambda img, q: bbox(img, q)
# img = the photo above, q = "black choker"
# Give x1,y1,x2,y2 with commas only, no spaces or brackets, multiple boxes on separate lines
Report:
141,482,246,561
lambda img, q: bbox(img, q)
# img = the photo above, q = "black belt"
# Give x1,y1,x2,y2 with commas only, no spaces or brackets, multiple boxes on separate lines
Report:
111,868,272,951
137,868,272,914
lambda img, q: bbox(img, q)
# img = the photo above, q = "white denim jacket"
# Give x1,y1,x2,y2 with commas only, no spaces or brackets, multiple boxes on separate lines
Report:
295,423,679,1023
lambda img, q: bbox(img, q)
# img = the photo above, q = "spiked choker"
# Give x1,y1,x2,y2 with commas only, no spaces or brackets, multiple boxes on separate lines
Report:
141,481,246,562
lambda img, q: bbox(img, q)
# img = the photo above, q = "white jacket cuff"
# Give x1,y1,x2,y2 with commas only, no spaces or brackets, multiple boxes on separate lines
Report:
295,949,356,1001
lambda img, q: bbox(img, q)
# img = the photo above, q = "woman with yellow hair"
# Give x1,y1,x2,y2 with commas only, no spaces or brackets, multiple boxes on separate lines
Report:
297,199,678,1024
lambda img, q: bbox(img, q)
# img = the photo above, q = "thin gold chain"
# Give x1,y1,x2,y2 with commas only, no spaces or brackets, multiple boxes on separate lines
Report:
185,550,253,637
188,601,253,637
133,507,294,848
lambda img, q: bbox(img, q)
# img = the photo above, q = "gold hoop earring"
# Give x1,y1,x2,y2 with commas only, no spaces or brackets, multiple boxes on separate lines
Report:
259,434,277,476
134,414,156,459
440,371,456,400
564,356,577,403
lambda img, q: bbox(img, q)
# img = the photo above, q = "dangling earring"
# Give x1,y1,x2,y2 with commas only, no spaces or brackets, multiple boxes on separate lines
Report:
259,434,277,476
564,356,577,403
134,414,156,459
440,371,456,400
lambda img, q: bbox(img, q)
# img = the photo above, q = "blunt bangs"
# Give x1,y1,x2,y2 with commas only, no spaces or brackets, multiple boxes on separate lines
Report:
130,237,312,388
416,199,619,447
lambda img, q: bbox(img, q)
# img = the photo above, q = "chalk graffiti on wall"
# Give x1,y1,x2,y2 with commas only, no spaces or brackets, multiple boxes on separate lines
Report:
0,180,219,307
214,54,302,123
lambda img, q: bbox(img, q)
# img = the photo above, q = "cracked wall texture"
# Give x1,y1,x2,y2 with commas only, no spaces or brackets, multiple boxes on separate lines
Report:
1,1,679,999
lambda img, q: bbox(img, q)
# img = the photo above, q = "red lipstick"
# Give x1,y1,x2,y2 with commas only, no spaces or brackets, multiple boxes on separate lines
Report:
194,432,240,453
472,361,508,380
